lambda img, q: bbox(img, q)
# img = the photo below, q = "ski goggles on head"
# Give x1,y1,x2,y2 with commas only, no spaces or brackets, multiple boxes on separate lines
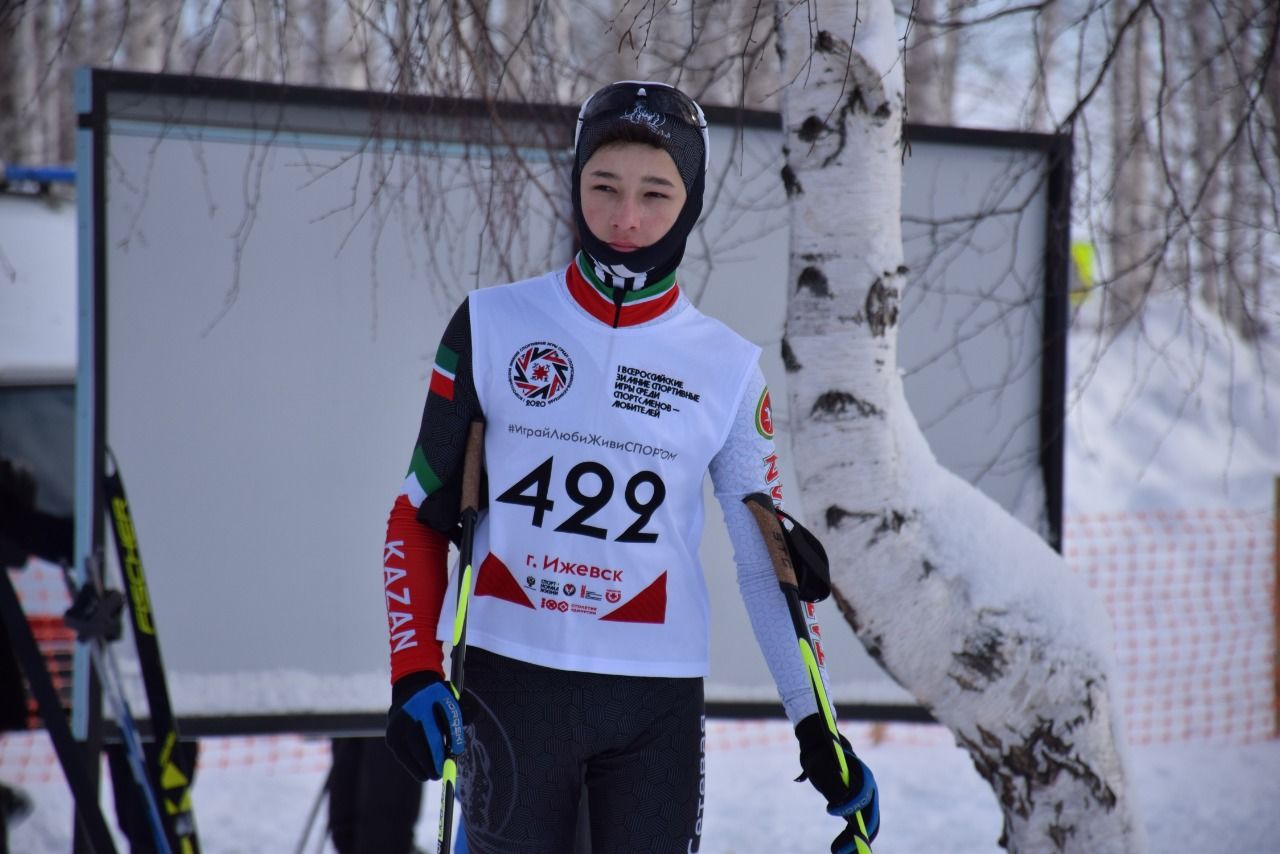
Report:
575,80,710,170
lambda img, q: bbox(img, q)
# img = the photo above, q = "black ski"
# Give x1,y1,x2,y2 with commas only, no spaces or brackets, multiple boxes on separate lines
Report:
65,558,175,854
0,569,119,854
102,452,200,853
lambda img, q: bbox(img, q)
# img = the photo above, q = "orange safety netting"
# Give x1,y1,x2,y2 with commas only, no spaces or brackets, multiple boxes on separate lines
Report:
1065,508,1276,746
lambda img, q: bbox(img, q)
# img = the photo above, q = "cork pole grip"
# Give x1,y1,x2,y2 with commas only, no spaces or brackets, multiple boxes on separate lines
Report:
460,419,485,515
743,493,799,589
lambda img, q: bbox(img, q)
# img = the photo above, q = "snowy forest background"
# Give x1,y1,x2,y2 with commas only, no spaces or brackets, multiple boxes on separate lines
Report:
2,0,1278,851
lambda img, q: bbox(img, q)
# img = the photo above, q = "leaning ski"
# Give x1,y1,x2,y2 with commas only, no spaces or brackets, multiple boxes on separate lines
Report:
0,570,118,854
103,452,200,853
64,564,174,854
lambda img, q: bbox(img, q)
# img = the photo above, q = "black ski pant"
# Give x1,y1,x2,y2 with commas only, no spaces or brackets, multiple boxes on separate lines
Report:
457,648,705,854
329,735,424,854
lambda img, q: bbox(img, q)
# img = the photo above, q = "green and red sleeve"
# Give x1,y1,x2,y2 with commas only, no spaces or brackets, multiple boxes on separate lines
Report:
383,297,481,682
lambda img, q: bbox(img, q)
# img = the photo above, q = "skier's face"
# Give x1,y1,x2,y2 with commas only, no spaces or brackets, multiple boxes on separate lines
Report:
579,143,687,253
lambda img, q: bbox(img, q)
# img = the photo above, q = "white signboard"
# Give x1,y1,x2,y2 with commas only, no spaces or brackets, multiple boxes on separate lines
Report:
79,71,1063,728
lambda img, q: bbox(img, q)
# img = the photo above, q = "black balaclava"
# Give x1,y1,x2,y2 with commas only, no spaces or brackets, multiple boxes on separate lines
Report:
572,82,708,290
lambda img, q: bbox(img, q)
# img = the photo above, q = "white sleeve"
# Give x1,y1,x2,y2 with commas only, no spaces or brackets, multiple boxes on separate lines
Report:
708,364,818,725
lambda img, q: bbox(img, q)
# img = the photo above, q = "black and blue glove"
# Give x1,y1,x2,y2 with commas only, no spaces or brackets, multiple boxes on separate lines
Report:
796,713,880,853
385,671,466,782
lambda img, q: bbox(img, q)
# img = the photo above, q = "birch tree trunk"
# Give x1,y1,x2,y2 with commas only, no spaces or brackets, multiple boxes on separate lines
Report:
2,3,40,165
28,0,58,164
903,0,960,125
57,0,85,163
775,1,1147,850
1219,0,1267,340
1027,1,1059,132
122,0,179,71
1222,74,1249,337
1189,0,1225,317
333,0,375,89
0,8,22,164
1105,0,1155,331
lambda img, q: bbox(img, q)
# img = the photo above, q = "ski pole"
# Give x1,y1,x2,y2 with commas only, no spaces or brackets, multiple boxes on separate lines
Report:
294,761,333,854
742,493,873,854
438,418,485,854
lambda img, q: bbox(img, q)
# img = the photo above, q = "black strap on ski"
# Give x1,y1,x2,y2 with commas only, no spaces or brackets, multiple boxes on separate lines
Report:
103,451,201,853
0,570,119,854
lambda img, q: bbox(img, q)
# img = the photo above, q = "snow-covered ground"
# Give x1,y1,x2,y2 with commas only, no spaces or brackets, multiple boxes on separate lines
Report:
6,718,1279,853
6,291,1278,852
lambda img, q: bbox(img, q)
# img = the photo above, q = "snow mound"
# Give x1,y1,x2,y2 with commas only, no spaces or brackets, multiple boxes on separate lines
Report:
1066,293,1279,513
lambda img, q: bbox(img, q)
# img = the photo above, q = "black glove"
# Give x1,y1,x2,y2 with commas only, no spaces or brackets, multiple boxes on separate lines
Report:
831,818,876,854
796,713,880,850
385,671,465,782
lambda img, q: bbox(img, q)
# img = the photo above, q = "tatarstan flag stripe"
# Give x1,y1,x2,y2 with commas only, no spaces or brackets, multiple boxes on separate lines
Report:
566,261,679,326
402,447,443,507
401,473,427,508
429,370,455,399
435,343,459,375
430,344,458,399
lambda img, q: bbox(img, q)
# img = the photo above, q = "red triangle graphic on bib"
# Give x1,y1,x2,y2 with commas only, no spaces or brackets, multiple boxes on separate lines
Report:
473,553,535,609
600,572,667,623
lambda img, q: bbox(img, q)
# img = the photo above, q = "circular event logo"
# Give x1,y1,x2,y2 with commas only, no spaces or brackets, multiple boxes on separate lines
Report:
509,341,574,405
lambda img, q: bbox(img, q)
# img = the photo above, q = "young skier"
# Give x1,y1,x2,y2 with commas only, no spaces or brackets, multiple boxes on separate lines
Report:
381,80,879,853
